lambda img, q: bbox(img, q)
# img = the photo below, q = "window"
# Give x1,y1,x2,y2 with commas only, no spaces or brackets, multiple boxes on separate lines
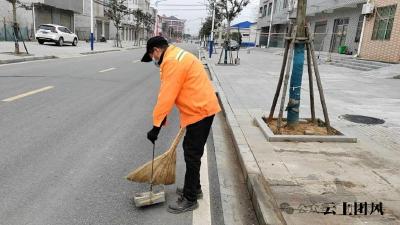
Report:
64,27,72,33
372,5,397,40
283,0,289,9
355,15,364,42
39,25,55,31
262,5,267,17
267,2,272,16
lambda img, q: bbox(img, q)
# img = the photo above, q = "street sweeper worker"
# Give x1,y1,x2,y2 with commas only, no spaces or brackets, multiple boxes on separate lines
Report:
141,36,221,214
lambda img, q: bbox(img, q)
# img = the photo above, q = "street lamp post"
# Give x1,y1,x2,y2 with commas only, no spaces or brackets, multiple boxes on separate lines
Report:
90,0,94,51
209,0,216,58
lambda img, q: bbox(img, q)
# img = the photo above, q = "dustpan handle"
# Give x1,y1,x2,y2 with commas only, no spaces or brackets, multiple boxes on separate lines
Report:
150,143,155,191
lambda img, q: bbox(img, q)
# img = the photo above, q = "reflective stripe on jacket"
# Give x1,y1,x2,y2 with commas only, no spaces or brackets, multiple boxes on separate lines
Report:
153,45,221,128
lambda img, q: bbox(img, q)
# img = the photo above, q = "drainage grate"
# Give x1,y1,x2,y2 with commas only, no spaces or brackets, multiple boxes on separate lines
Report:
340,114,385,125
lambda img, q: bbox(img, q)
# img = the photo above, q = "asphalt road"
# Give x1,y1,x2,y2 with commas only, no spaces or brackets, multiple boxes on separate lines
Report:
0,44,221,225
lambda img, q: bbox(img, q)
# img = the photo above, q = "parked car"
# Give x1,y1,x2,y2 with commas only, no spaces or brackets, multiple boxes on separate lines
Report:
35,24,78,46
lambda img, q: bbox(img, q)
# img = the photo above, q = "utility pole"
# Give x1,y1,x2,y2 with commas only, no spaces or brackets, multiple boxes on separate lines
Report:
357,0,370,57
209,0,216,58
90,0,94,51
32,3,36,39
267,0,275,48
287,0,307,127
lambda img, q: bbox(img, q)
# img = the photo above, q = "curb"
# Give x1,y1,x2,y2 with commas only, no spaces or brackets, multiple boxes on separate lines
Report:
254,117,358,143
0,55,57,64
80,46,144,55
80,49,121,55
204,55,287,225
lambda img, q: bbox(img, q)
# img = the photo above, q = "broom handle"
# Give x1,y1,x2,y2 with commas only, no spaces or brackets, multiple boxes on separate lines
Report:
170,128,185,151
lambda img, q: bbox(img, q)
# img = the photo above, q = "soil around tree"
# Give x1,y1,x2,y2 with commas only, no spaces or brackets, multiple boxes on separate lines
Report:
264,118,340,136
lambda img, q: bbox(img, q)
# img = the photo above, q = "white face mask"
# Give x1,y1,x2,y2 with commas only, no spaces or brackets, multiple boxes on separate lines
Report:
152,57,160,67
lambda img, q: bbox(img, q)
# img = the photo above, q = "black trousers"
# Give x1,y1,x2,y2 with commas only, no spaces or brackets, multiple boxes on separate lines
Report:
182,115,214,201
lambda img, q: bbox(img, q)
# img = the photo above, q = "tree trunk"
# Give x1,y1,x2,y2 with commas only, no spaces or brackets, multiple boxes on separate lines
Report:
116,28,120,47
114,22,122,48
12,1,20,54
287,0,307,127
134,29,138,46
226,20,231,41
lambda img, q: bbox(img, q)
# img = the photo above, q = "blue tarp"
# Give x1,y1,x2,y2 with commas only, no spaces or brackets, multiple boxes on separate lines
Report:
231,21,256,29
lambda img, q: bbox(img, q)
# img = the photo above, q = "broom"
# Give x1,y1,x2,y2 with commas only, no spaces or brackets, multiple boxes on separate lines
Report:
126,128,185,185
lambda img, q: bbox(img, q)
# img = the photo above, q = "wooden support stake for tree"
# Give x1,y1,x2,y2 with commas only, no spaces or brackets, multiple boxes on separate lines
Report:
18,25,29,54
305,26,315,123
306,25,331,133
306,43,315,122
267,24,293,122
218,47,223,63
277,26,297,134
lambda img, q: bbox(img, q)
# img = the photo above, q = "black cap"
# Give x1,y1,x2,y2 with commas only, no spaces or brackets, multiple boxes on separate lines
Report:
141,36,169,62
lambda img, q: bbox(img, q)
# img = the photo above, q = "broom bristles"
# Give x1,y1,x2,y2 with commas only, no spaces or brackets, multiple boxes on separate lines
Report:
126,128,185,185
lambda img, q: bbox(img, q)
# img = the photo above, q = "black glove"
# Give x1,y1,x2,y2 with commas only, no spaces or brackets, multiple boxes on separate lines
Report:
147,117,167,144
147,126,161,144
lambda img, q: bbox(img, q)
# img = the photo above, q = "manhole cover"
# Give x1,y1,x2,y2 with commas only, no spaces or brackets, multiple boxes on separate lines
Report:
340,114,385,125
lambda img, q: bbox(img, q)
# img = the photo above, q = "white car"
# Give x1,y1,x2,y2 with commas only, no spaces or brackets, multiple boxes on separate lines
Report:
35,24,78,46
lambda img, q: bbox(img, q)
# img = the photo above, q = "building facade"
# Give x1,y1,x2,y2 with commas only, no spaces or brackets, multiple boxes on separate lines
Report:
359,0,400,62
257,0,366,54
0,0,82,41
154,14,163,36
160,15,185,41
0,0,155,42
121,0,149,41
74,0,113,41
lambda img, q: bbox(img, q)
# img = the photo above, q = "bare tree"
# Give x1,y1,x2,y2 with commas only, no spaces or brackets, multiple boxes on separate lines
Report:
131,9,144,46
216,0,250,41
95,0,129,47
143,13,154,39
5,0,31,54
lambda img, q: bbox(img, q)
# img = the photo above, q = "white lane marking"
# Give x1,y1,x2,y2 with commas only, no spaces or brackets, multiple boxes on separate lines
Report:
133,60,140,63
99,67,116,73
192,145,211,225
2,86,54,102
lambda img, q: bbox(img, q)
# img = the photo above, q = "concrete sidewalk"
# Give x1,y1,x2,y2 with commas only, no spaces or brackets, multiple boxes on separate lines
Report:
0,41,144,64
205,47,400,225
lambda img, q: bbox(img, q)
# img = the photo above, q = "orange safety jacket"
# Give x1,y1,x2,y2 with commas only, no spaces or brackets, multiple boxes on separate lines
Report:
153,45,221,128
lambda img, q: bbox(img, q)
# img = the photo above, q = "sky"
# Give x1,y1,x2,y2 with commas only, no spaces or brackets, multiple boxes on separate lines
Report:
152,0,259,36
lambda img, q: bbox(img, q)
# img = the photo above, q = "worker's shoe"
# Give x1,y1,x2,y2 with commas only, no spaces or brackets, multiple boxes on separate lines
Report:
167,196,199,214
176,187,203,199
